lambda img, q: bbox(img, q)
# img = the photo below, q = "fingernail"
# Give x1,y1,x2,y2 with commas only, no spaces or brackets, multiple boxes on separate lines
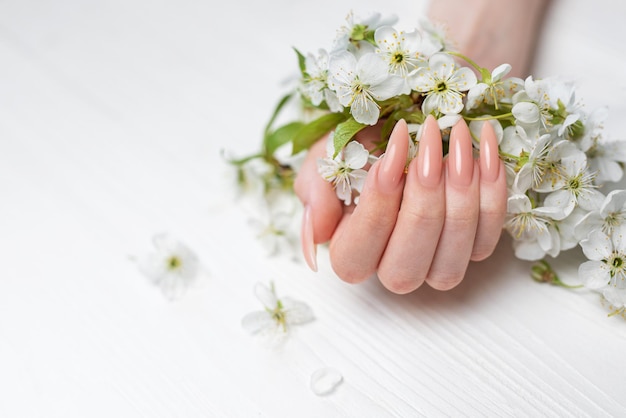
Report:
480,121,500,183
378,119,409,193
448,119,473,187
301,205,318,272
417,115,443,188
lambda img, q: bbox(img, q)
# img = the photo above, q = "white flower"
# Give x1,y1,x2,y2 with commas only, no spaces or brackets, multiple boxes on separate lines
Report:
578,110,626,183
317,134,369,205
137,233,200,300
579,226,626,289
466,63,524,110
411,53,477,115
247,191,299,259
332,11,398,55
579,106,608,153
602,287,626,317
575,189,626,240
588,140,626,184
540,151,603,216
505,194,564,260
416,17,447,53
512,76,582,137
301,49,343,113
503,129,553,194
374,26,425,77
575,106,626,183
241,282,314,337
327,51,405,125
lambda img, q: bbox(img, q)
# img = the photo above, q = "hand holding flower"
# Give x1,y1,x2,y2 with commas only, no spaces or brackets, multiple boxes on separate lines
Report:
295,117,507,292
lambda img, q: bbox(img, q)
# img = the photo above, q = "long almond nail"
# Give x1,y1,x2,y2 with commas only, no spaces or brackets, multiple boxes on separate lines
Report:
301,205,317,272
448,119,473,187
417,115,443,187
378,119,409,193
480,121,500,183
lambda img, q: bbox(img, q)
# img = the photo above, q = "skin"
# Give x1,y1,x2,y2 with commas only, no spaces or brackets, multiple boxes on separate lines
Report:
294,0,551,292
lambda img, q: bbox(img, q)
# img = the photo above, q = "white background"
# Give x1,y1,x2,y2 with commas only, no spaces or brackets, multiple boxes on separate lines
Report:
1,0,626,416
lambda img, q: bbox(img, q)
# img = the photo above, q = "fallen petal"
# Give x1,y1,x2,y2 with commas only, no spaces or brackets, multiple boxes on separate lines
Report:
310,367,343,396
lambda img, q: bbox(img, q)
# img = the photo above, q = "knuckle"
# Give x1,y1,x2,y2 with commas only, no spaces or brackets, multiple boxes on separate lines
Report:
401,203,445,225
479,204,506,220
358,205,397,231
446,204,479,228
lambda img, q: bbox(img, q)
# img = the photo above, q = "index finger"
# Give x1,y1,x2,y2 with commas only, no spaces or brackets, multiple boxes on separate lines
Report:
329,120,409,283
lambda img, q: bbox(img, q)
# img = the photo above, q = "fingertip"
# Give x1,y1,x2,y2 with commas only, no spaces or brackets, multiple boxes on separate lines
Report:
448,118,474,188
416,115,443,188
301,205,318,272
479,121,501,183
309,185,343,243
378,119,409,193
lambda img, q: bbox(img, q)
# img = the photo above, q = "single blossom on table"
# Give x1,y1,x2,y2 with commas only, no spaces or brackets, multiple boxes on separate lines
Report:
242,281,315,340
137,233,200,300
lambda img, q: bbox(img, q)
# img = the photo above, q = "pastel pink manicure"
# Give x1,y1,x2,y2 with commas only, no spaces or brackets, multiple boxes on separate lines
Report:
417,115,443,188
480,121,500,183
301,205,318,272
448,119,474,187
378,119,409,193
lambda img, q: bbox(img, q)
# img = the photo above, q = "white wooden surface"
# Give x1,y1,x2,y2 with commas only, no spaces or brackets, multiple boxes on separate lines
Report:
2,0,626,416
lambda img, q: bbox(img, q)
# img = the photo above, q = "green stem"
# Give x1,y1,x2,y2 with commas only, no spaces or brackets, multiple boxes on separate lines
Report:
463,113,514,121
224,151,264,166
530,260,584,289
447,51,484,75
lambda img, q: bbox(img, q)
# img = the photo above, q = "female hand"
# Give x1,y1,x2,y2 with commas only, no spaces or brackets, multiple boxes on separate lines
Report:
294,117,507,293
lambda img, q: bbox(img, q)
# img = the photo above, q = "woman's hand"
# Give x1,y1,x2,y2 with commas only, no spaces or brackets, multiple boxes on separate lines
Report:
294,117,507,293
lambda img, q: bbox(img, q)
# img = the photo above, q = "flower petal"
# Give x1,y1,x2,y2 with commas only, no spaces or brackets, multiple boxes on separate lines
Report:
356,53,389,86
344,141,369,169
254,282,278,309
368,75,406,101
241,311,275,334
513,102,540,124
578,260,610,289
580,229,612,261
491,63,512,81
282,297,315,325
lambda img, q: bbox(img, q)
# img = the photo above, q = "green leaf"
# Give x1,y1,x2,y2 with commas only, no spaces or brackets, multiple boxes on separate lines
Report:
264,93,295,137
292,112,348,155
333,117,367,158
294,47,307,75
264,121,305,156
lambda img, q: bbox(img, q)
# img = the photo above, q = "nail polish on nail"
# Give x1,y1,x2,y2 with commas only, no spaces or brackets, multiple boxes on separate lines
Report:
378,119,409,193
480,121,500,183
417,115,443,188
448,119,473,187
301,205,318,272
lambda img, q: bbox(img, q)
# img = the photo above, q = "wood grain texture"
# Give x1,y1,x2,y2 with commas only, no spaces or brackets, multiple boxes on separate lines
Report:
1,0,625,417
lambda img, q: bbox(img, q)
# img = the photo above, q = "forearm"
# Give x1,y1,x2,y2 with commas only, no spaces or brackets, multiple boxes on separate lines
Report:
427,0,551,77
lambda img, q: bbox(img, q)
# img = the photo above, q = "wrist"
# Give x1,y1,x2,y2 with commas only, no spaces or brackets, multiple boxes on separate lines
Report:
426,0,551,77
